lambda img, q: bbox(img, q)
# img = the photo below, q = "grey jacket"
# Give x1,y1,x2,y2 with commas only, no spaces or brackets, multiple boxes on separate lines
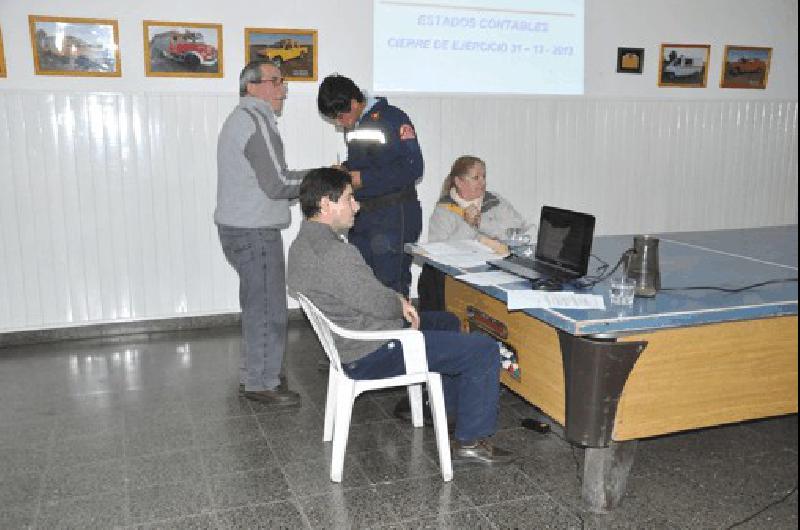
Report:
287,220,405,363
428,191,526,243
214,97,308,228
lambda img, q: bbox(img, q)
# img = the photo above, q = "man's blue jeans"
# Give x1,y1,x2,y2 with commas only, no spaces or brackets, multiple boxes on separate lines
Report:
218,225,287,391
342,311,501,443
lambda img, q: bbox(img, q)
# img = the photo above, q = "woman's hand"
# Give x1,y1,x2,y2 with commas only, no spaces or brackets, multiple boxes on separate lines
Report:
463,205,481,227
478,236,510,256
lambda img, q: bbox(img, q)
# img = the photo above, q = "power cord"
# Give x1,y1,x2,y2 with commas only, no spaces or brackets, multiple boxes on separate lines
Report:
661,278,798,293
578,250,798,293
725,485,798,529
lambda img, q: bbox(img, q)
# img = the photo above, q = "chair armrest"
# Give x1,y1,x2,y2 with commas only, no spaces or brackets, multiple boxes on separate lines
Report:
328,325,429,374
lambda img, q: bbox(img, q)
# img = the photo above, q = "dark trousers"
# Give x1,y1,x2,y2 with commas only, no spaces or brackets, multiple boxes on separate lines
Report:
343,311,500,443
348,200,422,297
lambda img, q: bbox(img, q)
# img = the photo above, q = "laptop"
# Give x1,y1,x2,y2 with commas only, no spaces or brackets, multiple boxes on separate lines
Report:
489,206,596,282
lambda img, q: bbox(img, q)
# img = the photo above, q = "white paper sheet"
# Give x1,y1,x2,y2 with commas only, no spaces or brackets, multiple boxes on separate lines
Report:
455,271,522,286
504,290,606,310
419,240,492,256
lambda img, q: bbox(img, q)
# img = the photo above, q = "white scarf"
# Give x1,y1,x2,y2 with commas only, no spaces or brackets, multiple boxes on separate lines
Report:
450,187,483,212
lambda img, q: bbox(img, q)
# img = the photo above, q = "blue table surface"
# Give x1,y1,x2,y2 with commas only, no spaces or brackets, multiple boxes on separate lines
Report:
420,225,798,336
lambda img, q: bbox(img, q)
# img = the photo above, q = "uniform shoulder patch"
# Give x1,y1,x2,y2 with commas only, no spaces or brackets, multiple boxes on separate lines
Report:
370,111,381,121
399,124,416,140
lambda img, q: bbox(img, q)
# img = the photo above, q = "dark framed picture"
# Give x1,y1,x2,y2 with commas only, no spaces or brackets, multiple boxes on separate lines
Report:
720,45,771,89
617,47,644,74
658,43,710,88
143,20,223,78
29,15,121,76
244,28,317,81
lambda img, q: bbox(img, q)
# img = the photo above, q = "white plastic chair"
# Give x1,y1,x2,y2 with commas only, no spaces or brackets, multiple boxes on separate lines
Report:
296,293,453,483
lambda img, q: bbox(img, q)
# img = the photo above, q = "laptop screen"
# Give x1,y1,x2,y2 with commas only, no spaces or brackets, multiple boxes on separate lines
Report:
535,206,596,276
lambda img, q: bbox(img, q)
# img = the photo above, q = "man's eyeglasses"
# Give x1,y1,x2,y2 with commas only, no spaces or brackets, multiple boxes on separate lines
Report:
253,76,285,86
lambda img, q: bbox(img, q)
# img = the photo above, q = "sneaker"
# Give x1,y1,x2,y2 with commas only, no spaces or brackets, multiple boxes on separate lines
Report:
451,439,516,465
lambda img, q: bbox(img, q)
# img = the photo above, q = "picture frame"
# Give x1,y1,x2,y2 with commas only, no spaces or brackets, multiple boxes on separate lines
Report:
616,47,644,74
720,45,771,89
28,15,121,77
0,26,7,78
658,43,710,88
244,28,317,81
144,20,223,78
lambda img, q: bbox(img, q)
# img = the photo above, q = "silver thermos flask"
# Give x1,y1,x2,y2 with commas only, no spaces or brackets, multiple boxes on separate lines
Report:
627,235,661,297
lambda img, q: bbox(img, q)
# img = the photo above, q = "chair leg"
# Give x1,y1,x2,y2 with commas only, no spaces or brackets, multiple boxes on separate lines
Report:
427,374,453,482
407,383,424,428
330,378,356,483
323,366,336,442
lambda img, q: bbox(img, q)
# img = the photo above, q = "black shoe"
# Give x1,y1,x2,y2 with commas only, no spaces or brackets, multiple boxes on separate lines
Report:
451,439,516,465
243,388,301,406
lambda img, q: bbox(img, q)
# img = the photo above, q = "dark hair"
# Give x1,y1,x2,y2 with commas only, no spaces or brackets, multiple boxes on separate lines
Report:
317,74,364,119
239,60,276,96
299,167,352,218
440,155,486,199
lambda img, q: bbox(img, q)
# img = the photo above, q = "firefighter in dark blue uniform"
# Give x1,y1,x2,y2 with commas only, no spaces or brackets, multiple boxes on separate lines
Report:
317,74,423,296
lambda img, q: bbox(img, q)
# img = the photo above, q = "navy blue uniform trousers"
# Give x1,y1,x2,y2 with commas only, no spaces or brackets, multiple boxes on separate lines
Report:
343,311,500,443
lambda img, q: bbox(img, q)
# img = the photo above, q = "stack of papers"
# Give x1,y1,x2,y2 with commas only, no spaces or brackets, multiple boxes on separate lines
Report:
417,240,499,270
504,289,606,310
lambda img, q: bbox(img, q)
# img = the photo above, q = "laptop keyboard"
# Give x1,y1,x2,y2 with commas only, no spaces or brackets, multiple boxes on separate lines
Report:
491,255,572,281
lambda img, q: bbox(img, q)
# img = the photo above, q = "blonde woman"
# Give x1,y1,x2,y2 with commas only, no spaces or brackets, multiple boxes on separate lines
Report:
419,155,528,311
428,155,526,254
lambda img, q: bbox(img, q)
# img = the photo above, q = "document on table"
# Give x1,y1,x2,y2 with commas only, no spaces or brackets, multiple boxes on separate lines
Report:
416,240,500,269
455,271,521,287
504,289,606,310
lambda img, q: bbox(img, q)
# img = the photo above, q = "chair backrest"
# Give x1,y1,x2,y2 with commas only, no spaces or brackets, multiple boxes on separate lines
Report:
296,293,345,373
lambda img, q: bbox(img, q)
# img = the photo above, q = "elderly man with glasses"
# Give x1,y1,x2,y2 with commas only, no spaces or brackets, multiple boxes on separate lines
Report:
214,60,312,405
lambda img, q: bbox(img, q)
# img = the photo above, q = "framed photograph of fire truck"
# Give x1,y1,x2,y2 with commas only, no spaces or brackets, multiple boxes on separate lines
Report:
144,21,223,78
0,26,7,78
658,43,710,88
720,46,772,89
244,28,317,81
28,15,121,77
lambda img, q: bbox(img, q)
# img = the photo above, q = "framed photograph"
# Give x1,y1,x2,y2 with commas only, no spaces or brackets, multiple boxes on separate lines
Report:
144,21,222,78
658,43,710,88
617,47,644,74
0,26,7,77
28,15,121,76
244,28,317,81
720,45,771,89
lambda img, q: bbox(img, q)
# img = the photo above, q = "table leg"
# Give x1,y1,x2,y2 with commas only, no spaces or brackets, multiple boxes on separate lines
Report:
582,440,638,513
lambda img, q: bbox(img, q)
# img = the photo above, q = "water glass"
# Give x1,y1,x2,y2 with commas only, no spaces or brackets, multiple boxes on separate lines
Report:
506,227,531,246
609,276,636,306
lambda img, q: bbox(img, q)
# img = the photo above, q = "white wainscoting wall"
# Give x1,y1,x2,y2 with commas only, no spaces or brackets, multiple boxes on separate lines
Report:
0,91,797,331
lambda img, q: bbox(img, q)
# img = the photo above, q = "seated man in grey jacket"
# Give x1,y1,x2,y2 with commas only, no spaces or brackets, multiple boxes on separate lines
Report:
287,167,514,465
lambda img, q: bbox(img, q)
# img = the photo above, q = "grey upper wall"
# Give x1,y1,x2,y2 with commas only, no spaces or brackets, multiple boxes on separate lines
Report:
1,0,797,99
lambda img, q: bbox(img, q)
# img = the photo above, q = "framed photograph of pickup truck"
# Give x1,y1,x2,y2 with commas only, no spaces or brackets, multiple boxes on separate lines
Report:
720,46,771,89
245,28,317,81
144,21,223,78
658,44,710,88
29,15,121,77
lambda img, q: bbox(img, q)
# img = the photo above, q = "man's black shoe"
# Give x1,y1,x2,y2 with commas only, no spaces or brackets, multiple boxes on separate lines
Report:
243,388,301,406
451,439,516,465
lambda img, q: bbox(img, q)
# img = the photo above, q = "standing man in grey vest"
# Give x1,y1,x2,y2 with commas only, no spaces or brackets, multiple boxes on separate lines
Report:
215,60,311,405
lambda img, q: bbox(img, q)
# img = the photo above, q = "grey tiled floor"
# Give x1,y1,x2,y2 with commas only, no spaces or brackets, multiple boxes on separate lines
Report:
0,321,797,529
